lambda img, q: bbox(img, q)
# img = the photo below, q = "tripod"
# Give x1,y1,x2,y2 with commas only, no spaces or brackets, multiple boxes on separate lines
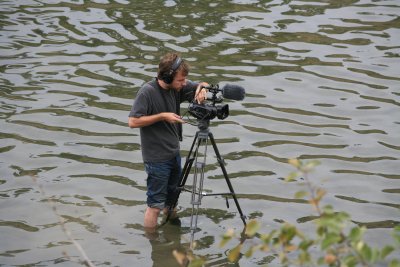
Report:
167,119,246,247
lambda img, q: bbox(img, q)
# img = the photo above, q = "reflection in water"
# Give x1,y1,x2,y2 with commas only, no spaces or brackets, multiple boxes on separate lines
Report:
0,0,399,266
146,223,184,267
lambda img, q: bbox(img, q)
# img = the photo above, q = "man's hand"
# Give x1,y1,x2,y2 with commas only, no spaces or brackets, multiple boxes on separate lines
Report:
195,82,208,104
162,112,184,124
128,112,184,128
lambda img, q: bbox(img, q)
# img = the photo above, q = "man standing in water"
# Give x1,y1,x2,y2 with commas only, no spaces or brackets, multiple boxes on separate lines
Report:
128,52,207,230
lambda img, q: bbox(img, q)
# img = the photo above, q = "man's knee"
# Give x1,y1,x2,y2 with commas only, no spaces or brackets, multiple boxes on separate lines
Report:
144,206,162,229
146,206,162,216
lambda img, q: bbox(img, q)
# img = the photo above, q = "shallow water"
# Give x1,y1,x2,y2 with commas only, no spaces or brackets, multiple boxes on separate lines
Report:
0,0,399,266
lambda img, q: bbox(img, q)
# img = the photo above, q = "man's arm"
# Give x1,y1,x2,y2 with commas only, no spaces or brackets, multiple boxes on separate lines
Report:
181,81,208,103
128,112,184,128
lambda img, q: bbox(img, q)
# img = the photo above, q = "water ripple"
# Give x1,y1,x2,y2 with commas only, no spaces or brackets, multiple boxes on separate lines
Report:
1,0,399,265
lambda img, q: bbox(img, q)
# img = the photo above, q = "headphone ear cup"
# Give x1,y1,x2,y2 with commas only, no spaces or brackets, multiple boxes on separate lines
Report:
163,71,173,84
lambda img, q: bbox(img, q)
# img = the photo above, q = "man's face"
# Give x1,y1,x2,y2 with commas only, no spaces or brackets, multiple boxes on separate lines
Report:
170,70,187,91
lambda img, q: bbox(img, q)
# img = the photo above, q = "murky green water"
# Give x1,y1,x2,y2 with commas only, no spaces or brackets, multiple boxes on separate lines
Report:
1,0,399,266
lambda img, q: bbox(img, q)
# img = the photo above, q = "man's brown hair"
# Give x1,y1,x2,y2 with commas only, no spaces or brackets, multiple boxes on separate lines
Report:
157,52,190,83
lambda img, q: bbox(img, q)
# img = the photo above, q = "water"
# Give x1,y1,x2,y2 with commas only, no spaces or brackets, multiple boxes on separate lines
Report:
0,0,399,266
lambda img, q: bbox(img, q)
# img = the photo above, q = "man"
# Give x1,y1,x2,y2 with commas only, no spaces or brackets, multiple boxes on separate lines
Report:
128,52,207,230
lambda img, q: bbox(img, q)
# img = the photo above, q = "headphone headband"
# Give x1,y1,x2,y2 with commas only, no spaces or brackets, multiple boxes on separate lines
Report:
163,56,182,84
171,57,182,73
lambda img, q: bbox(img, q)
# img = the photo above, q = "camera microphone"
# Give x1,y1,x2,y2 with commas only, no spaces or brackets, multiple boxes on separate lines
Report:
221,84,245,101
201,84,246,101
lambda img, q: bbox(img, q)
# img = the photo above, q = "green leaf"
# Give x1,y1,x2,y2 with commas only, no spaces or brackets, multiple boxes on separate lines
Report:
360,243,372,262
302,160,320,172
294,190,308,199
390,259,400,267
343,254,358,267
355,241,365,252
279,251,289,264
321,232,341,250
244,247,254,258
260,231,275,244
228,244,242,263
245,219,261,237
370,247,380,263
220,228,235,247
280,223,297,243
392,225,400,245
285,171,299,182
188,258,206,267
244,244,262,258
349,226,365,242
298,240,314,251
322,205,334,214
381,245,394,259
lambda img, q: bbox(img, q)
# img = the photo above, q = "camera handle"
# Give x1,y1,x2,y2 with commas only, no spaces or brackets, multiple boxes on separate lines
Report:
165,120,247,248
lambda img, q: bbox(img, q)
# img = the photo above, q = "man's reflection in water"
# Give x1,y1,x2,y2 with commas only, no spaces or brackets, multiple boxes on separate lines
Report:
145,218,184,267
144,215,244,267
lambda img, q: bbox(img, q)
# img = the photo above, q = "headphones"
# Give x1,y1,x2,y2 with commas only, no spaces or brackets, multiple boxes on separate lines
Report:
162,57,182,84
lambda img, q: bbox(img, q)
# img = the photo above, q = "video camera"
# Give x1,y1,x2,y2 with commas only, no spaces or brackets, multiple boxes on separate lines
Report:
188,84,245,121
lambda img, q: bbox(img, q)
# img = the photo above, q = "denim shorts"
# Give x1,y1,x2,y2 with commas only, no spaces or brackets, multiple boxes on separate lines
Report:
144,154,181,210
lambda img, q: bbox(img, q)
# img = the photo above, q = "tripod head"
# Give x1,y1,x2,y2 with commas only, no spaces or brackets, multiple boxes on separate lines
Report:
197,119,210,131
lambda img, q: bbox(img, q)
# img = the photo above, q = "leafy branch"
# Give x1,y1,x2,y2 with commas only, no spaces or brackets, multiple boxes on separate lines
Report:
221,159,400,267
31,176,95,267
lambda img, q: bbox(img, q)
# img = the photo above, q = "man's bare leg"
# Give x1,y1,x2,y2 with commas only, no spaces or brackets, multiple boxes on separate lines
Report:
144,207,161,230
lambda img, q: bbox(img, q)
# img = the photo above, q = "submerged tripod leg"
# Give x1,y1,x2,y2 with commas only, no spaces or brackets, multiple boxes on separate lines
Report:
208,132,247,225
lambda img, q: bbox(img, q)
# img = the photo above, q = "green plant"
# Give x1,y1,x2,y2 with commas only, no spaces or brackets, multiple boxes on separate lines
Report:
221,159,400,267
173,248,205,267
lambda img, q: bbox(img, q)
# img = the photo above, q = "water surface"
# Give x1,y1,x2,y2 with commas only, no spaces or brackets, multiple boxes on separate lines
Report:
0,0,399,266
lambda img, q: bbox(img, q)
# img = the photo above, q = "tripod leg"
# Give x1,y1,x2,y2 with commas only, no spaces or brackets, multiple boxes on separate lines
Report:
189,135,208,248
178,133,198,189
208,132,247,225
165,133,199,223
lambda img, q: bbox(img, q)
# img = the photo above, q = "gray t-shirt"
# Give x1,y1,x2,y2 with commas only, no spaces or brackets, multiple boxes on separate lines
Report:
129,78,198,162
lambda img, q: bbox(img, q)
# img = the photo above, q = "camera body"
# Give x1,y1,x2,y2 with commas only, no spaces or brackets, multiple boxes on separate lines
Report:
188,102,229,120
